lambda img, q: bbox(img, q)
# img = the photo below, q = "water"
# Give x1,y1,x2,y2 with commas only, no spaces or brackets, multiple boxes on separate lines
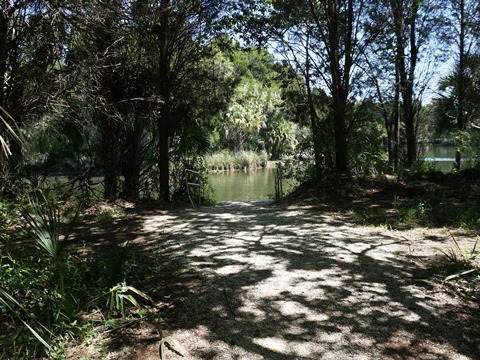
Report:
208,168,292,202
419,145,476,173
40,147,472,203
208,146,474,202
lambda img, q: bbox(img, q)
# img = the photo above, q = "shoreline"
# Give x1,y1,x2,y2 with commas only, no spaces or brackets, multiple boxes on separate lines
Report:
206,160,282,173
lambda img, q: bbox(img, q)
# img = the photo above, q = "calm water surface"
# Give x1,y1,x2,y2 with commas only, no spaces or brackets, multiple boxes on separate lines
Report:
420,145,475,172
208,168,293,202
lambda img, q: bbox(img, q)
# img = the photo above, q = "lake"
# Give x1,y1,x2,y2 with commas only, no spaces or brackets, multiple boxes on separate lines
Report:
420,145,468,172
208,167,294,202
209,146,475,202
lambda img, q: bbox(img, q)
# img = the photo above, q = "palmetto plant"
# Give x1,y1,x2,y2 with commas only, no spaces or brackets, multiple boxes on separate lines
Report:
22,192,80,316
24,195,61,257
0,192,82,358
103,282,185,360
0,106,26,178
0,106,24,157
442,236,479,281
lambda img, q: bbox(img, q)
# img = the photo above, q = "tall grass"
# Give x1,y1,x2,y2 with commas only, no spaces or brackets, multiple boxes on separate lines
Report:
205,150,268,171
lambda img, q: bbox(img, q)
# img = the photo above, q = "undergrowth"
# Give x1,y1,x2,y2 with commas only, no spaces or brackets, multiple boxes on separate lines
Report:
0,191,181,359
432,236,480,301
346,184,480,230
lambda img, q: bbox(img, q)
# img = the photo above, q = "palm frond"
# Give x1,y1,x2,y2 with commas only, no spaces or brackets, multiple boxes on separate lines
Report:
0,106,26,158
23,194,62,260
0,288,53,353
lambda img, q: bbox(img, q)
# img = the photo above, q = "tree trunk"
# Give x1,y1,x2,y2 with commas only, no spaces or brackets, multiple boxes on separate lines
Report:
100,113,118,200
158,122,170,201
455,0,466,171
332,97,348,172
393,74,401,172
94,1,124,200
0,5,23,176
404,89,417,167
0,7,7,107
391,0,419,168
405,1,418,167
305,30,324,176
121,126,142,199
327,0,353,173
365,55,395,171
157,0,171,202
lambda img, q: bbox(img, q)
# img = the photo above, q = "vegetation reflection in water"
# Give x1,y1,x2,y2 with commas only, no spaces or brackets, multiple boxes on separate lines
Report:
208,168,294,202
420,145,476,173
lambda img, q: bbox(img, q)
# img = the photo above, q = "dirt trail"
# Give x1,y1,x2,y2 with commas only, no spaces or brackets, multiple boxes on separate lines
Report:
126,202,478,360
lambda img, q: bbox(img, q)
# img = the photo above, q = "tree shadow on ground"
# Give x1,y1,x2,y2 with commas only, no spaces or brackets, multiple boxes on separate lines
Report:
127,203,479,359
68,202,479,359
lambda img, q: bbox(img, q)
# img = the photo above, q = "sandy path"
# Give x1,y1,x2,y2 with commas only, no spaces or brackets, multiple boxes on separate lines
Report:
134,202,478,360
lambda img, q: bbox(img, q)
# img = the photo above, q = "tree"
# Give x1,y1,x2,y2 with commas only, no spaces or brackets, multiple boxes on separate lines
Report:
391,0,445,168
443,0,480,170
224,78,283,152
361,0,443,171
433,54,480,155
133,0,227,202
55,0,130,199
239,0,384,173
0,1,60,177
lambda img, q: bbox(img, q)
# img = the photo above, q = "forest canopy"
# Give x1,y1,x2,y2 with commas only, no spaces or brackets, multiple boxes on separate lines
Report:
0,0,479,202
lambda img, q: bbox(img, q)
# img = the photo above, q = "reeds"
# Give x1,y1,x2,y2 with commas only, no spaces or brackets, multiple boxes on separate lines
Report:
205,150,268,172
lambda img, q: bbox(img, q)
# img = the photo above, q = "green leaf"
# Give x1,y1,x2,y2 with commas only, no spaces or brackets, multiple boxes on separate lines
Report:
445,269,476,281
160,338,167,360
0,288,53,352
166,336,186,356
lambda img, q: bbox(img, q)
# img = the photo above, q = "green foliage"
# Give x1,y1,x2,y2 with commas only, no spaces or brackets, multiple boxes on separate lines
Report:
440,236,480,270
410,160,438,173
209,44,301,160
403,202,428,224
66,173,102,209
454,204,480,229
263,114,298,160
0,247,76,358
106,282,153,320
349,101,390,175
393,194,399,211
224,78,284,152
0,191,181,359
0,287,54,358
0,193,84,357
0,194,18,243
